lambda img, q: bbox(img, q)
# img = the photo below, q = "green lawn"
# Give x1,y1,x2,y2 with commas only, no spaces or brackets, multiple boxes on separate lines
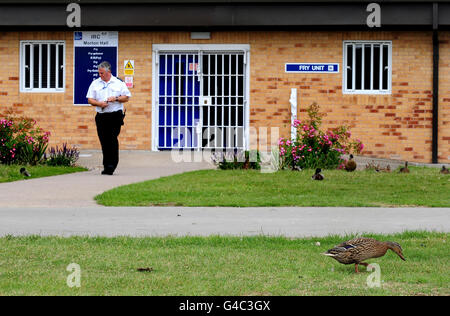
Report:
95,167,450,207
0,232,447,296
0,165,87,183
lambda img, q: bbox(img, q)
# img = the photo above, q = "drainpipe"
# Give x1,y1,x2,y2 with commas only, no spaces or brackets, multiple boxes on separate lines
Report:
432,3,439,163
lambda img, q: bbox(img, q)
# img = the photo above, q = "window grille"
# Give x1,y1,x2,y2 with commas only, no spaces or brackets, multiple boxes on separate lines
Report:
21,41,65,92
343,41,391,94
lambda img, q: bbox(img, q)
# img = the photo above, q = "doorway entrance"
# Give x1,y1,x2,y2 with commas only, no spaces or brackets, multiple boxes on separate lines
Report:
152,44,250,151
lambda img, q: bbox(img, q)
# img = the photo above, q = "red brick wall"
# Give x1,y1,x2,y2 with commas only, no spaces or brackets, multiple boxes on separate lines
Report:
0,30,448,163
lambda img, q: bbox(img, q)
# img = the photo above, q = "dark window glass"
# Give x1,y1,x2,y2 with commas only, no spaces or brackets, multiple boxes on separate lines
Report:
41,44,48,88
33,45,40,88
346,45,353,90
355,45,362,90
364,44,372,90
24,45,30,88
50,44,56,88
238,55,244,75
373,45,380,90
238,106,244,127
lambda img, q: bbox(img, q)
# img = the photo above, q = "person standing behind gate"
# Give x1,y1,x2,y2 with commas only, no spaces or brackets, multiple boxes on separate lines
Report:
87,61,131,175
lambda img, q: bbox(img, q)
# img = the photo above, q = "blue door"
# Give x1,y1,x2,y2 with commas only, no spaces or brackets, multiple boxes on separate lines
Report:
158,54,200,149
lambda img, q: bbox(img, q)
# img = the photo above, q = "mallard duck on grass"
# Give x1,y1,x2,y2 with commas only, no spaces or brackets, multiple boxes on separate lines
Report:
312,168,324,180
399,161,410,173
20,167,31,177
322,237,406,273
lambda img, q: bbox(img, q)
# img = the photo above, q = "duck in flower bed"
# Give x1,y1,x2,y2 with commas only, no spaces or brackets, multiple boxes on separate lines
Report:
279,103,364,171
44,143,80,167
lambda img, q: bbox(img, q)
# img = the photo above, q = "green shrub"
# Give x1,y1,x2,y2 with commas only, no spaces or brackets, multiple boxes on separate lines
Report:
278,103,364,170
0,119,17,164
0,114,50,165
45,143,80,167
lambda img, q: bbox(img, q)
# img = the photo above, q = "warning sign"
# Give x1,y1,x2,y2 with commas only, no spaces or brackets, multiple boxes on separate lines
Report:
124,60,134,76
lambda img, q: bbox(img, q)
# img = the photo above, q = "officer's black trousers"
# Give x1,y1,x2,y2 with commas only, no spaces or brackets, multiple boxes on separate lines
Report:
95,110,123,173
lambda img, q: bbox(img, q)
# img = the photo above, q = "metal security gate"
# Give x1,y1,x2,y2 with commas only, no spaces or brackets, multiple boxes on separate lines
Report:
157,53,201,149
153,45,249,150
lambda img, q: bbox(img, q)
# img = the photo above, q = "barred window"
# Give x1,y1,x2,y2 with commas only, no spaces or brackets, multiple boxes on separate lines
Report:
20,41,65,92
343,41,392,94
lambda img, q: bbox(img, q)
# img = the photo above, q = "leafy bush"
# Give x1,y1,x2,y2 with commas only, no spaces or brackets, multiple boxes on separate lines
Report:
279,103,364,170
0,119,17,164
45,143,80,167
0,115,50,165
212,150,261,170
17,130,50,165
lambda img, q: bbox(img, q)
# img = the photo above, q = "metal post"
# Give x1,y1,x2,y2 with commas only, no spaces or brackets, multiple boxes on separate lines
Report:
290,88,297,141
432,3,439,164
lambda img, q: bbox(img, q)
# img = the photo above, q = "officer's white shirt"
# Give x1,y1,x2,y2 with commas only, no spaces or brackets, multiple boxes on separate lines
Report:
86,75,131,113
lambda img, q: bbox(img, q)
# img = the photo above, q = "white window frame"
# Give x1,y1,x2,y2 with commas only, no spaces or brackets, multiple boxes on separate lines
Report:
343,41,392,95
20,40,66,93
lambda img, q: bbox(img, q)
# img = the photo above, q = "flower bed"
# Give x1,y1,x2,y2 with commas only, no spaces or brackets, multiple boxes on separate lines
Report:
1,113,79,166
0,115,50,165
278,103,364,170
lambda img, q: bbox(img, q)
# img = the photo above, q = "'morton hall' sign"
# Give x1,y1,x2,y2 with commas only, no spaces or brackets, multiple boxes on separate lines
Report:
73,31,118,105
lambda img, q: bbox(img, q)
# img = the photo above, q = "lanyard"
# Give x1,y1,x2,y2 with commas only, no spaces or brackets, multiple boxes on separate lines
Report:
101,81,112,90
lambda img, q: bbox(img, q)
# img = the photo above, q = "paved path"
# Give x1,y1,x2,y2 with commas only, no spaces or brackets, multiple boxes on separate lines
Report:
0,151,448,237
0,151,214,208
0,207,448,237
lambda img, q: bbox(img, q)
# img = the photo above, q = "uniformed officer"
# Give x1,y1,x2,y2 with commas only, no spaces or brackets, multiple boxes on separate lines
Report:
87,61,131,175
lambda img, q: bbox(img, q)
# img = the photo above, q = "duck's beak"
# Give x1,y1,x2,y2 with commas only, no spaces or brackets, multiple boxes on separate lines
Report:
398,252,406,261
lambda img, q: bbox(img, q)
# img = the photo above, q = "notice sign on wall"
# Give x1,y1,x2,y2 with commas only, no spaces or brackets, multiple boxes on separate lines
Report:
124,60,134,76
73,31,118,105
285,63,339,74
124,76,133,88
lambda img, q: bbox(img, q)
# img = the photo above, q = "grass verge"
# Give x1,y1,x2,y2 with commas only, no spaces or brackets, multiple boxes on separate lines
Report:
95,167,450,207
0,232,447,296
0,165,88,183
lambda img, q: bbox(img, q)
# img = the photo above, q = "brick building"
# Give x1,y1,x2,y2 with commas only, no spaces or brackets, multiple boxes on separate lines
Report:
0,0,449,163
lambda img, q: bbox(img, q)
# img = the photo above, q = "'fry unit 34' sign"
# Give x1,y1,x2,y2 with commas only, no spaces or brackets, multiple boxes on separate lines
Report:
285,63,339,73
